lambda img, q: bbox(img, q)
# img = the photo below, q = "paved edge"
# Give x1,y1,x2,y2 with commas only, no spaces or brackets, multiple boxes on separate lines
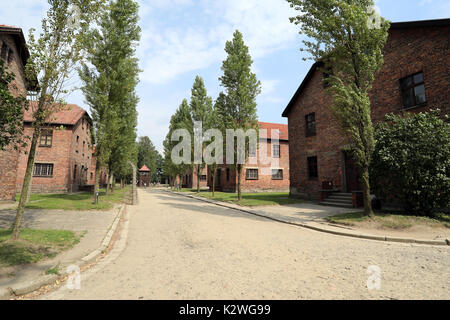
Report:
0,204,126,300
166,190,450,247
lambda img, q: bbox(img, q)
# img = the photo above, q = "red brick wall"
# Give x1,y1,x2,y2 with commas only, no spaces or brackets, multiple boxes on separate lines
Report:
287,70,346,199
182,167,208,189
16,125,72,194
0,145,20,200
68,117,94,192
286,25,450,199
370,26,450,121
0,34,28,200
208,139,290,192
15,115,94,194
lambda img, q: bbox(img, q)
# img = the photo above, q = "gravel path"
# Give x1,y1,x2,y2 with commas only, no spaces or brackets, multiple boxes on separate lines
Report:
40,189,450,300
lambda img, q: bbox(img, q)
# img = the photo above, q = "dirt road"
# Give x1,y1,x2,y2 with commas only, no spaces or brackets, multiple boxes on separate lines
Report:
40,189,450,300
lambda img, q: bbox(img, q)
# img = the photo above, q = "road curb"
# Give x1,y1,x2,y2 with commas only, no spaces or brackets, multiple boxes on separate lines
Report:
168,190,449,247
1,204,126,300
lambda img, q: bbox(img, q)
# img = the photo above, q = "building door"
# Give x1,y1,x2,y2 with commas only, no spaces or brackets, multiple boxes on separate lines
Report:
343,151,361,192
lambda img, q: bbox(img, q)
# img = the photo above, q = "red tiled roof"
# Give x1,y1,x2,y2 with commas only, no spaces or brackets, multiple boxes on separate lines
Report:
0,25,38,90
258,122,289,141
139,165,150,172
0,24,21,29
24,101,87,126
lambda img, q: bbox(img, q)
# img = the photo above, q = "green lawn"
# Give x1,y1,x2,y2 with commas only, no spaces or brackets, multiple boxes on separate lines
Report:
326,211,450,230
15,186,131,211
0,229,81,267
193,191,303,207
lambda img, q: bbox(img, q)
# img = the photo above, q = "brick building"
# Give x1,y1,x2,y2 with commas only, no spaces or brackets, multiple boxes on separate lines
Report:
207,122,290,192
13,102,96,195
282,19,450,205
0,25,37,200
181,167,208,189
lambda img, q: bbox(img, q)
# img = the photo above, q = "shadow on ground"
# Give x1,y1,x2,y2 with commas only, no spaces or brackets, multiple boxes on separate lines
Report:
150,192,268,222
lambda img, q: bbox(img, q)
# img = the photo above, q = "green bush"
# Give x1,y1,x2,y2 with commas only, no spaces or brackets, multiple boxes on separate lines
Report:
370,110,450,217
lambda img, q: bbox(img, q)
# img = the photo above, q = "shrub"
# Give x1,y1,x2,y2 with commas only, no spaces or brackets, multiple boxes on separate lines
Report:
370,110,450,217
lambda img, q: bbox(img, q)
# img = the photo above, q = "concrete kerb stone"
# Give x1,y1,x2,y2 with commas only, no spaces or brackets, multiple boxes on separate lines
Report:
10,275,59,296
169,190,449,247
0,288,12,300
1,204,126,300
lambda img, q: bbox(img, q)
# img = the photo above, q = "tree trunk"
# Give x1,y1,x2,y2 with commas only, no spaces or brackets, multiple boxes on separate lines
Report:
361,165,374,217
25,177,33,204
237,164,242,202
120,178,124,189
197,164,200,193
105,171,110,195
212,167,216,198
111,173,115,193
93,157,101,201
11,126,40,240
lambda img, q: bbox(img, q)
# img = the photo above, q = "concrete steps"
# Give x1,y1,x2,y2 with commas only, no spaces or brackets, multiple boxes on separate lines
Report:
320,192,353,208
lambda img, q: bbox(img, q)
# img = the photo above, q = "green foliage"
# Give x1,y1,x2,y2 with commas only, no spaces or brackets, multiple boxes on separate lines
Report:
79,0,141,182
196,191,304,207
0,59,28,150
371,110,450,217
16,186,130,210
137,136,162,182
189,76,213,192
287,0,390,215
12,0,104,241
25,0,105,124
217,30,261,200
218,30,261,136
163,99,192,185
0,229,79,267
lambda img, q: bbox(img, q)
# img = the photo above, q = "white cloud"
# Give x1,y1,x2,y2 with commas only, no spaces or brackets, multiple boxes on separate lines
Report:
138,0,299,84
260,79,279,96
0,0,48,35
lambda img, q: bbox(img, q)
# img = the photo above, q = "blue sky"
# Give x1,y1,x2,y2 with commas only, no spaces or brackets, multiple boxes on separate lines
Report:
1,0,449,152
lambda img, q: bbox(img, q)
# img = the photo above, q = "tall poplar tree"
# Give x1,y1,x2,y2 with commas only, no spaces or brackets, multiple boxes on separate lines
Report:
79,0,140,198
188,76,213,193
11,0,103,240
218,30,261,202
163,99,192,188
287,0,389,216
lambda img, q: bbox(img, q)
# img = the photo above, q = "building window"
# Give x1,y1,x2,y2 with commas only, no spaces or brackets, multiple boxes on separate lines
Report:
90,172,93,180
246,169,258,180
200,175,207,181
400,72,426,109
76,135,79,143
272,169,283,180
273,144,280,158
307,156,318,180
226,168,230,181
33,163,54,177
305,113,316,137
73,164,77,180
39,129,53,147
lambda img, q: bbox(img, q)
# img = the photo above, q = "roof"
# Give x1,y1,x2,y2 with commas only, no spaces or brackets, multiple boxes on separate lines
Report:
139,165,150,172
258,121,289,141
0,25,38,91
24,101,87,126
282,18,450,118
